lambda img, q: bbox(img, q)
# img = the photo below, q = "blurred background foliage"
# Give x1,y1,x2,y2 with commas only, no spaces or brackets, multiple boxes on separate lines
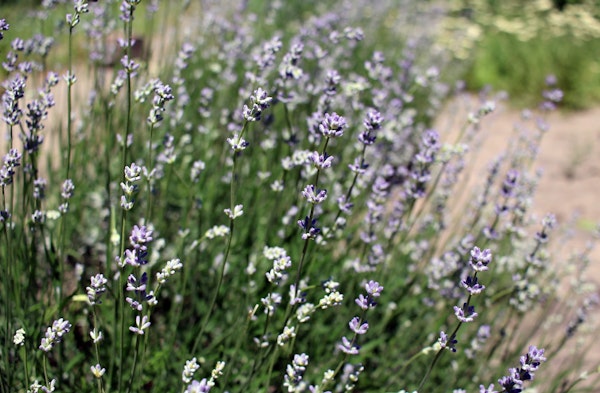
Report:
443,0,600,109
2,0,599,109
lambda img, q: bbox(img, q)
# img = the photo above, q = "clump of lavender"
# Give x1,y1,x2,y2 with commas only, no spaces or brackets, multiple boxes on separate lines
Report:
2,2,598,392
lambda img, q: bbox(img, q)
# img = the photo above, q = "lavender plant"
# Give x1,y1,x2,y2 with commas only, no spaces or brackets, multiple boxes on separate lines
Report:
0,0,598,392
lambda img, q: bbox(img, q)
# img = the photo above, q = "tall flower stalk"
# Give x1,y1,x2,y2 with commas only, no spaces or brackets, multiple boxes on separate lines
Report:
191,88,272,355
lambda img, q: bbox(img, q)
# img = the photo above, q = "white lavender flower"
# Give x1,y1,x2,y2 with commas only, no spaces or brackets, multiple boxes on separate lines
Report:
13,328,25,346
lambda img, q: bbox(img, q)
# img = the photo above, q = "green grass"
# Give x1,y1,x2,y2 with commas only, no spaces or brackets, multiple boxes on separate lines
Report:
466,32,600,109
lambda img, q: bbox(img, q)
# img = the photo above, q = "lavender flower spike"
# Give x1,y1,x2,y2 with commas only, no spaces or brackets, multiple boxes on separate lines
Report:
494,345,546,393
39,318,72,352
319,112,347,138
129,315,151,335
469,247,492,272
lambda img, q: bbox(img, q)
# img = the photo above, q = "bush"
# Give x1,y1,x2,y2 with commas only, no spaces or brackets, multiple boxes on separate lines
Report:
0,1,598,392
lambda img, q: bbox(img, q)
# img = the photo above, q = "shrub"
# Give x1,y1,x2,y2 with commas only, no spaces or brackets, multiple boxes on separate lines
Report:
0,1,598,392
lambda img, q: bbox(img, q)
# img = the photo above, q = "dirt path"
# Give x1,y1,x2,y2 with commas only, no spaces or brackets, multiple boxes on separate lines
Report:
436,96,600,266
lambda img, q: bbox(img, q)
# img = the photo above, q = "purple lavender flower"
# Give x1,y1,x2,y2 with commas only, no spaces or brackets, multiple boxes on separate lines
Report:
126,272,148,293
0,19,9,40
319,112,347,138
283,353,309,392
279,43,304,80
39,318,72,352
184,379,211,393
243,88,272,122
120,54,140,76
493,346,546,393
129,224,153,251
147,81,174,125
355,281,383,310
365,280,384,297
358,108,383,145
2,74,26,126
61,179,75,199
323,69,341,96
338,336,360,355
119,0,137,22
86,273,108,305
255,36,282,70
308,151,334,170
501,169,519,198
297,216,320,240
349,317,369,334
301,184,327,204
438,331,458,352
0,149,21,187
454,303,477,323
469,247,492,272
461,275,485,295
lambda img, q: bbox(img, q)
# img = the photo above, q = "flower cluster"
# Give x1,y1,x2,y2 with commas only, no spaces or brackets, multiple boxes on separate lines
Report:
0,19,8,40
66,0,89,29
156,258,183,284
39,318,72,352
118,224,153,267
147,80,174,125
283,353,310,392
318,279,344,309
264,246,292,285
182,360,225,393
121,162,142,210
2,74,26,126
182,357,200,384
480,346,546,393
319,112,347,138
0,148,21,187
454,247,492,323
58,179,75,214
338,280,383,356
86,273,108,305
13,328,25,346
243,87,272,122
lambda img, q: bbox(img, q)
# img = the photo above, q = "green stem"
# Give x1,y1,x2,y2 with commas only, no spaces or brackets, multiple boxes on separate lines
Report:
146,123,156,220
118,9,135,391
191,143,242,355
125,335,141,393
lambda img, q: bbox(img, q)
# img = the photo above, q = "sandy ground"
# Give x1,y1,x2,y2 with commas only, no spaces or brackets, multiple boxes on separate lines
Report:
436,95,600,269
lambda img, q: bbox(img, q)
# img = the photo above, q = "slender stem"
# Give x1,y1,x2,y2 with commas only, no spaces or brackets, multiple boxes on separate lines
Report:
118,9,135,391
145,123,155,220
125,335,141,393
66,28,73,180
417,348,445,391
1,188,11,390
191,134,243,354
22,344,30,390
42,357,49,387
